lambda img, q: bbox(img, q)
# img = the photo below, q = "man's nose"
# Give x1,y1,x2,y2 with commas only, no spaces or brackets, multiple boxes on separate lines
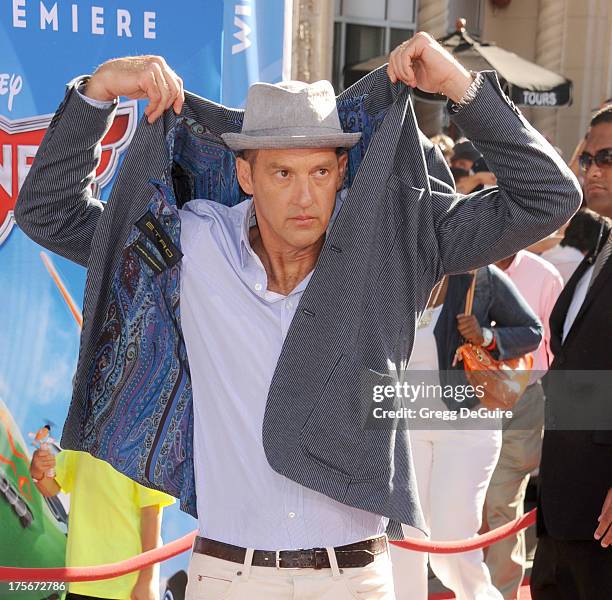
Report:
295,177,314,207
584,160,603,179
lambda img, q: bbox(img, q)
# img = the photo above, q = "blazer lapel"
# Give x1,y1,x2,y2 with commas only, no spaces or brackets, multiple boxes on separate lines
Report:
550,223,612,351
549,256,590,352
564,251,612,342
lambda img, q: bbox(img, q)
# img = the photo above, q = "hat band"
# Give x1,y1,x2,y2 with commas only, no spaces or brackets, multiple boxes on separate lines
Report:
239,125,345,137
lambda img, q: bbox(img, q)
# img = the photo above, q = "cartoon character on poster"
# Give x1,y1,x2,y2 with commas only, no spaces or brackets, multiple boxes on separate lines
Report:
28,423,57,478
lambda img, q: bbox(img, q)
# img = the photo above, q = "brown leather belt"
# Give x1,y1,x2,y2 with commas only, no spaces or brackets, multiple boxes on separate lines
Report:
193,535,388,569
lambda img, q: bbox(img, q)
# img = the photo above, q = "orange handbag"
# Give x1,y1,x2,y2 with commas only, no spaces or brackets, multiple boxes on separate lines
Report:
454,272,533,410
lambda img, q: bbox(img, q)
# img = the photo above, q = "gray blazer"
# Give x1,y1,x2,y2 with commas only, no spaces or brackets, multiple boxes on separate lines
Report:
15,67,581,528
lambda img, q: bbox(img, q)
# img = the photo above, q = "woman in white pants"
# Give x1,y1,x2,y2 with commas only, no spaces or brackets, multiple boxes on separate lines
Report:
392,266,542,600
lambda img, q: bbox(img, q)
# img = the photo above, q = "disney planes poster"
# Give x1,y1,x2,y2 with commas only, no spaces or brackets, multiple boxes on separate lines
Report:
0,0,290,597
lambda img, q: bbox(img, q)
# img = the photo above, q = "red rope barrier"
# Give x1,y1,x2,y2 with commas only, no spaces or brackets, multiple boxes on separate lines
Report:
390,509,536,554
0,509,537,582
0,530,197,582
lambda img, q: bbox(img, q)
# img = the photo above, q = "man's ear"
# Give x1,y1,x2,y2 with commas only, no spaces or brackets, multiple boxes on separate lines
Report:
236,156,255,195
336,152,349,191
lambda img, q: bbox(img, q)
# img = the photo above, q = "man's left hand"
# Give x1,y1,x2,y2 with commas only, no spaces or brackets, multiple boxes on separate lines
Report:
594,487,612,547
131,576,158,600
456,314,485,346
387,32,473,102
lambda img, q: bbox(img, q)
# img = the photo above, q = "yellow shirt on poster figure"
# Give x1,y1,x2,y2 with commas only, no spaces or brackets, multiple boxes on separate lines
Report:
54,450,175,599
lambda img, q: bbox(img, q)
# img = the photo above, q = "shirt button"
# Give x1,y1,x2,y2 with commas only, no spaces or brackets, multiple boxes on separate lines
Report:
254,283,263,291
287,301,293,310
288,512,296,519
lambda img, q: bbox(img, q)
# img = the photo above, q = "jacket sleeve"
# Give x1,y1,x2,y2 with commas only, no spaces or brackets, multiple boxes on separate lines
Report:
486,265,543,360
14,79,118,267
431,72,582,275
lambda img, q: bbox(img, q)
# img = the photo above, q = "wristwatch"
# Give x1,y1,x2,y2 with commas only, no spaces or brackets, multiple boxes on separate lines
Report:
447,71,484,114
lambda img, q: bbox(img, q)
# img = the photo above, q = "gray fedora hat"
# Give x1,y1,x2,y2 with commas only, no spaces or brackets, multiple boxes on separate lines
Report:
221,80,361,151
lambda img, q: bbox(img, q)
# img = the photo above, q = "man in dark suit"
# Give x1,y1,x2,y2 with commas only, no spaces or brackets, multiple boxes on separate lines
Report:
532,105,612,599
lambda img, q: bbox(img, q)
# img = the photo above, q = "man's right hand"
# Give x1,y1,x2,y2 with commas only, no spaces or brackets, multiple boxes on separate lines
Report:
30,444,56,481
84,56,184,123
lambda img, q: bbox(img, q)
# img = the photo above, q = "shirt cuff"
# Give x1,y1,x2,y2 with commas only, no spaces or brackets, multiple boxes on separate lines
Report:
482,327,497,352
74,79,117,109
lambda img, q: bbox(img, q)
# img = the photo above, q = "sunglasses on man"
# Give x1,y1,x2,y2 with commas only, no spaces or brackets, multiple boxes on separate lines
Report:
579,148,612,172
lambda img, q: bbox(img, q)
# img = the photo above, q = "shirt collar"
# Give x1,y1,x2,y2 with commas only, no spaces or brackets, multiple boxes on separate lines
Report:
239,199,257,269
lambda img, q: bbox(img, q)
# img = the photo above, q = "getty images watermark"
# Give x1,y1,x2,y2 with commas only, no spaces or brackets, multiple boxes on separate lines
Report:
359,369,526,431
371,380,513,422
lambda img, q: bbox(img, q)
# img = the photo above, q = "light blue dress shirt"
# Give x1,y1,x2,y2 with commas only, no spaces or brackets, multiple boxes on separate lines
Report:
179,195,387,549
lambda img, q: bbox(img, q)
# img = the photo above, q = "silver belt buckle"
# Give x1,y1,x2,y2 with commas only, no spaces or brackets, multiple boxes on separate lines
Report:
275,549,302,569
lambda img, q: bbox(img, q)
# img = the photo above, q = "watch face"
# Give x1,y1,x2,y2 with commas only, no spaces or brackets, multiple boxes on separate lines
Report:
448,100,461,114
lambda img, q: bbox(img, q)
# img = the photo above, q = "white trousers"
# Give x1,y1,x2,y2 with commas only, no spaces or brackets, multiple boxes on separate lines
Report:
185,541,396,599
392,428,503,600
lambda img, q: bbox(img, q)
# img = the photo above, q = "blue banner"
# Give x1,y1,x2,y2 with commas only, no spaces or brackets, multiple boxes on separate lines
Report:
222,0,288,106
0,0,288,593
